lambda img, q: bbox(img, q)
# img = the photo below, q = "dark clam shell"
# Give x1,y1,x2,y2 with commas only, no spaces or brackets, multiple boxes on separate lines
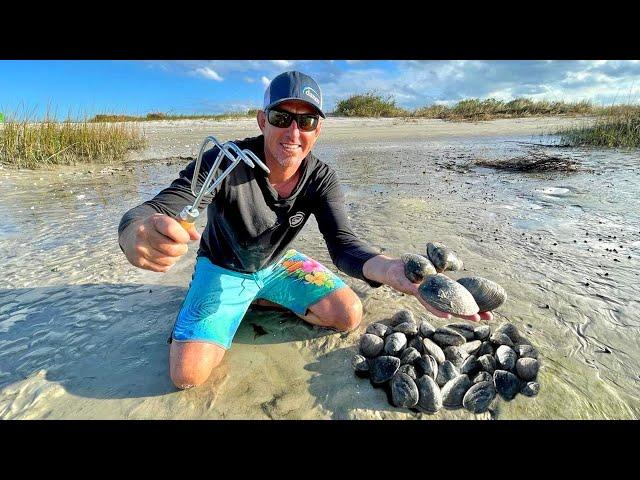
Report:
394,321,418,336
478,353,497,374
515,358,539,381
460,354,481,376
426,242,464,273
384,332,408,356
433,326,467,347
457,277,507,312
515,344,538,359
352,354,370,378
422,338,446,364
408,337,424,354
444,345,469,368
436,360,460,387
462,381,496,413
520,381,540,397
496,345,517,371
415,354,438,380
445,322,477,341
473,371,493,384
370,356,401,385
401,253,437,283
490,331,515,348
391,372,420,408
461,340,482,356
400,347,421,365
495,322,520,344
398,364,417,380
418,319,436,338
474,325,491,341
418,274,479,316
391,310,415,327
360,333,384,358
416,375,442,413
494,370,521,401
366,322,392,338
477,341,495,357
442,374,472,408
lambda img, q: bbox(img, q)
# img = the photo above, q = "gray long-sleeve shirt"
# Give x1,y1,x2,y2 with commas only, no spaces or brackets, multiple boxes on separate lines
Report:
118,134,382,287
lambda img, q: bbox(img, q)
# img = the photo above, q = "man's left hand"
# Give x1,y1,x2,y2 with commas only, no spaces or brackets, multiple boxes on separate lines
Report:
383,259,493,323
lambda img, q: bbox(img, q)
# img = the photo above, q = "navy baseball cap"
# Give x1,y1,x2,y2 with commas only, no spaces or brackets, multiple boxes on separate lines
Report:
263,71,325,118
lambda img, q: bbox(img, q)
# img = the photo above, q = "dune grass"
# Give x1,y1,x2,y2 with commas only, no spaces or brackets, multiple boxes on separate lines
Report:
555,106,640,148
0,114,147,169
334,91,409,117
90,109,259,122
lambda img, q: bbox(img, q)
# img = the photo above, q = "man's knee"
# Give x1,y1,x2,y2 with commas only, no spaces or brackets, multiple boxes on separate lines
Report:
169,341,225,390
332,295,363,332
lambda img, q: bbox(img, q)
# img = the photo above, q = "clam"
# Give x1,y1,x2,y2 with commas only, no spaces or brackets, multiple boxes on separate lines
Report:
445,322,477,341
384,332,407,356
418,319,436,338
515,344,538,359
496,345,517,371
473,371,493,384
477,341,494,357
422,338,446,364
462,381,496,413
490,331,515,348
360,333,384,358
391,373,420,408
474,325,491,341
394,321,418,336
457,277,507,312
408,337,424,354
352,354,370,378
460,354,481,376
401,253,437,283
433,326,467,347
442,374,472,409
478,353,497,374
370,356,401,385
493,370,521,401
515,358,539,381
415,354,438,380
520,381,540,397
495,322,520,344
400,347,421,365
426,242,464,272
391,310,415,327
444,345,469,368
461,340,482,356
418,274,479,316
436,360,460,387
366,322,392,338
416,375,442,414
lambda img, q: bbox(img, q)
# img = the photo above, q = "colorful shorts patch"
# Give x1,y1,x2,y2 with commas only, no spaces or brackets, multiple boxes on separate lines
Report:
170,249,347,349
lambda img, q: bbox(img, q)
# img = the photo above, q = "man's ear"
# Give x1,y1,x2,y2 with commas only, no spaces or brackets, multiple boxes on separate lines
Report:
314,118,324,138
257,110,266,132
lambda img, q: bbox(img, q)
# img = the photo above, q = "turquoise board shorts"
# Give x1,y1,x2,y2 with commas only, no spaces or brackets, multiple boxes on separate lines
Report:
170,249,347,349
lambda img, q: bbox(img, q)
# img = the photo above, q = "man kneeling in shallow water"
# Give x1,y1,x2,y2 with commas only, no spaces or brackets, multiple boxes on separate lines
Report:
117,71,493,390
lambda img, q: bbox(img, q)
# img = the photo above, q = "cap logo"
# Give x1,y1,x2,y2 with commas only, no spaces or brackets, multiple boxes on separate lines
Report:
289,212,305,228
302,87,320,105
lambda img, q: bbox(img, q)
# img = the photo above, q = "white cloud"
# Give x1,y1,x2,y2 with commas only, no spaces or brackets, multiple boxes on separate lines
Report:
271,60,293,68
193,67,224,81
261,76,270,87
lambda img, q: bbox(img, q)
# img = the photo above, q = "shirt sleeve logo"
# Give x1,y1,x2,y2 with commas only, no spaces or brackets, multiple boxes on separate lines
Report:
289,211,305,228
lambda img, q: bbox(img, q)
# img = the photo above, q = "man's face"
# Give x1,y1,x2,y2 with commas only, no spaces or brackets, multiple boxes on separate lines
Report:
257,100,323,169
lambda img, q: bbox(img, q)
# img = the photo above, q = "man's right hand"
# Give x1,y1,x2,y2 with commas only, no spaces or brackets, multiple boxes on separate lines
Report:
119,213,201,272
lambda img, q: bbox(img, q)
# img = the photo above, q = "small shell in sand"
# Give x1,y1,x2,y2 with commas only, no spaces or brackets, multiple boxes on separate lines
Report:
426,242,464,272
401,253,437,283
418,274,479,316
457,276,507,312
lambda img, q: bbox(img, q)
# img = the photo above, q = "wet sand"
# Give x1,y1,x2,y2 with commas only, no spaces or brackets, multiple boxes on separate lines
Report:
1,116,639,419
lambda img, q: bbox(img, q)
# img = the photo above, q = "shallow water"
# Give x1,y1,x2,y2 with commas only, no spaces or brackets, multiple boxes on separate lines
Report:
1,123,639,419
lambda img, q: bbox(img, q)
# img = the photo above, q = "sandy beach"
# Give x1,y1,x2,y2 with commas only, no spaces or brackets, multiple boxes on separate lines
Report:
1,116,639,419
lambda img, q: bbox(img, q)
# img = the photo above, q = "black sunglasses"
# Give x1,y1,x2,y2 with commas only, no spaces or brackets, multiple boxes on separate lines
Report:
266,108,320,132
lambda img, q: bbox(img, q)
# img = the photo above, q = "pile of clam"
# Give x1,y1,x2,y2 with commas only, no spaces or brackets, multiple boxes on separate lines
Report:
352,313,541,414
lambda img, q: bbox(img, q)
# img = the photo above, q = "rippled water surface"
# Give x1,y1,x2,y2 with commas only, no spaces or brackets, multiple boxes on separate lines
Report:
1,125,639,419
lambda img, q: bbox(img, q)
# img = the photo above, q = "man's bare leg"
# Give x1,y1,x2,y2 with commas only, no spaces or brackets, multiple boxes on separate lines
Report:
169,340,226,390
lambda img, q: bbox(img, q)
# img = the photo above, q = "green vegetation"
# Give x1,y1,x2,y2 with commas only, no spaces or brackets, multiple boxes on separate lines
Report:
556,106,640,148
90,109,259,122
334,91,409,117
0,114,146,169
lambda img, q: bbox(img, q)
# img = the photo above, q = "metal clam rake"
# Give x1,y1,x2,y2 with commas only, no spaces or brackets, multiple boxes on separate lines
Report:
176,136,271,231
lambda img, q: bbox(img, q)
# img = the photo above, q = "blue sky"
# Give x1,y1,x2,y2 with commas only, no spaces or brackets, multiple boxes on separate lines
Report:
1,60,639,119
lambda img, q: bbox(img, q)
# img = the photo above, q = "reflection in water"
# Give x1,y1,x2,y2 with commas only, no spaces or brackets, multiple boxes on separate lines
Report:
1,135,639,419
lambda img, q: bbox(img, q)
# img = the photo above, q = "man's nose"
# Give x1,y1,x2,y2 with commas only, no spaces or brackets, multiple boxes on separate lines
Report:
286,119,301,136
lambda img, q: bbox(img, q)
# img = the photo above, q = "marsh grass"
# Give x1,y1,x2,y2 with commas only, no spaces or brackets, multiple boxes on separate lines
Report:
556,106,640,148
90,109,259,122
334,92,409,117
1,114,147,169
